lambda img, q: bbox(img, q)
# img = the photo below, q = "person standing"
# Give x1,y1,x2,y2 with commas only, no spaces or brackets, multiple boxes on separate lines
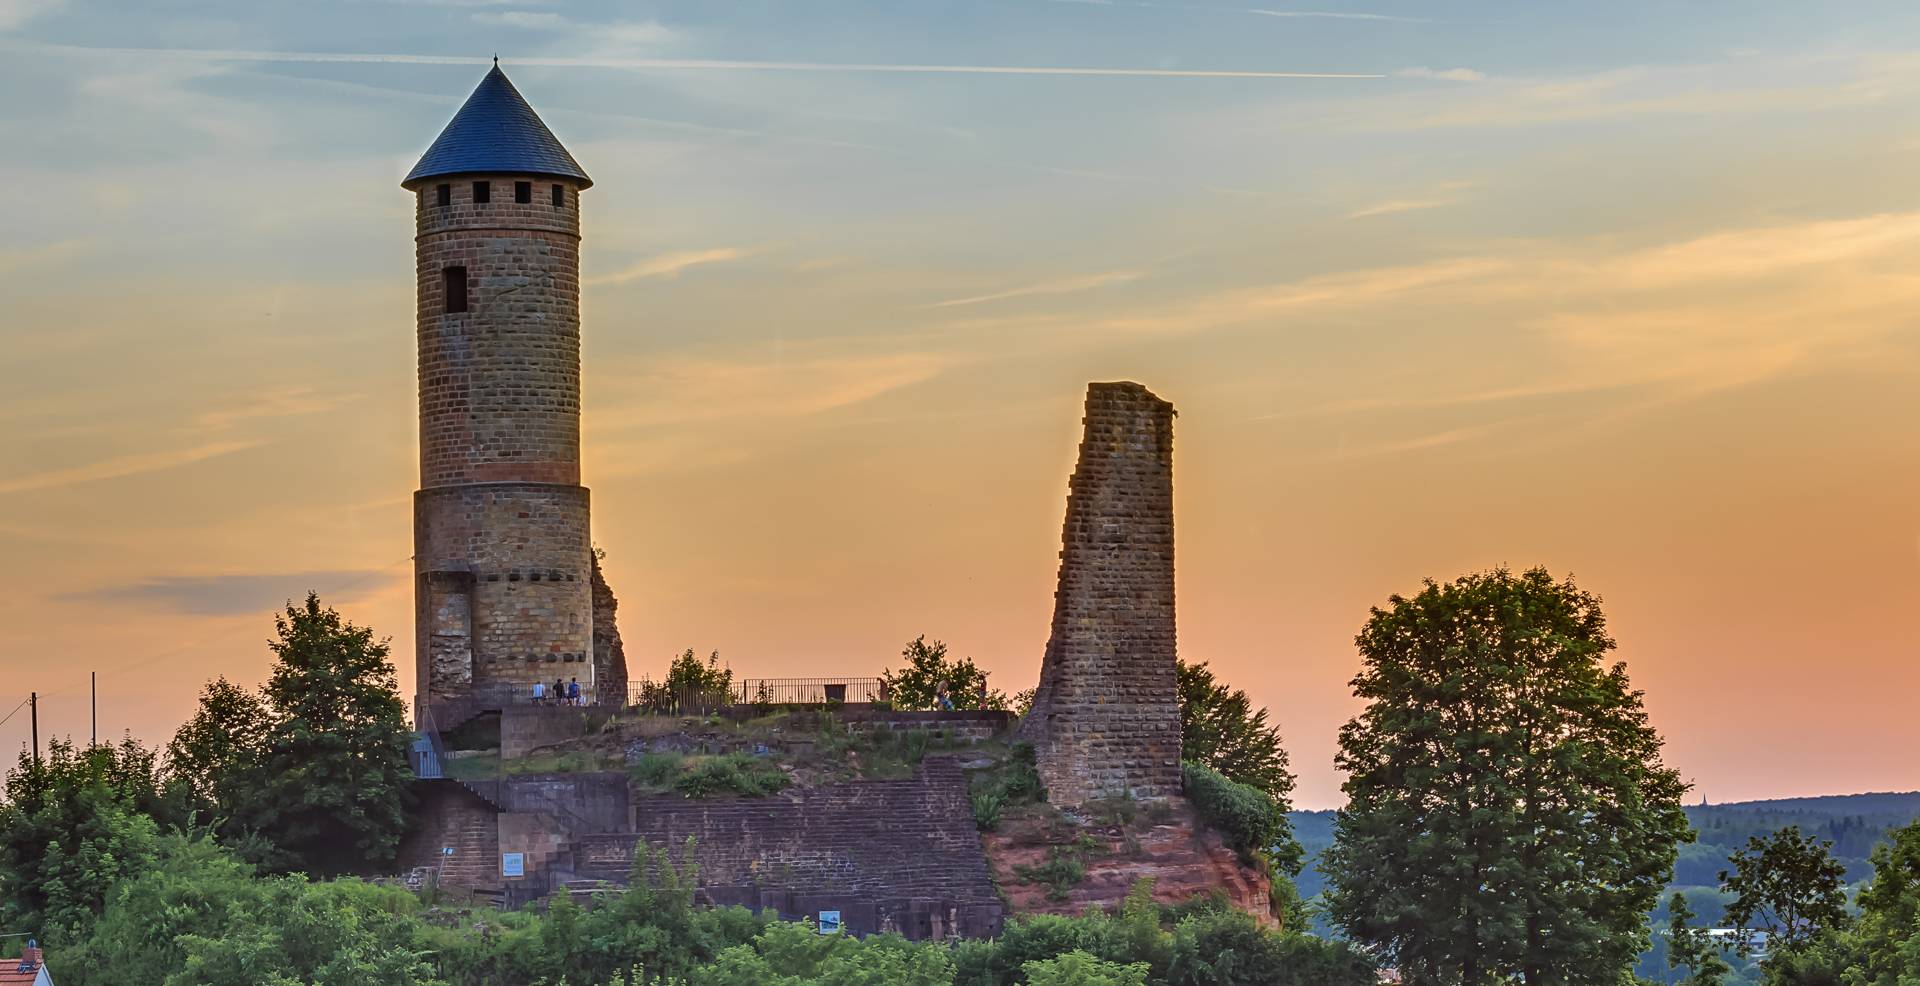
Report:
568,677,582,707
532,680,545,705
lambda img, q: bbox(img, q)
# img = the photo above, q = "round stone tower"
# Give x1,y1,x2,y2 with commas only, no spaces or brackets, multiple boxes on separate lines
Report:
403,64,596,705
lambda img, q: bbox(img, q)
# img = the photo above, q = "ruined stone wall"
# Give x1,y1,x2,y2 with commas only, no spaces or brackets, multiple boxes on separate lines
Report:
395,780,503,891
575,757,1003,938
590,555,629,705
1021,382,1182,806
412,173,598,702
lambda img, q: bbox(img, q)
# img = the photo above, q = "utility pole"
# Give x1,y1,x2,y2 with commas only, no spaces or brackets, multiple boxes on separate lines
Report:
29,692,38,768
91,671,97,746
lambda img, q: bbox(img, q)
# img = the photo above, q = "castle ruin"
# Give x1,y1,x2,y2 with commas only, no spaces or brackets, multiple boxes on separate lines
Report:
395,70,1228,933
1021,382,1183,806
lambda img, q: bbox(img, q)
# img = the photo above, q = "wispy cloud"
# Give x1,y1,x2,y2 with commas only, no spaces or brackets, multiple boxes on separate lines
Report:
1396,66,1486,82
194,388,365,430
0,441,263,496
10,41,1385,79
586,247,754,286
1243,8,1416,21
597,352,959,430
1044,0,1421,23
1346,180,1475,219
922,270,1144,309
470,11,679,47
1330,422,1508,460
0,238,90,271
67,571,398,615
0,0,62,31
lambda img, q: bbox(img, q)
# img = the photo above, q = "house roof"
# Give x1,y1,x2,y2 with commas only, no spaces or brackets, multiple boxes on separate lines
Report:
403,63,591,189
0,960,46,984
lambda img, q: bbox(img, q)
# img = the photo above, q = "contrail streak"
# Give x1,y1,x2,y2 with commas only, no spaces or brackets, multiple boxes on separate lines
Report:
10,41,1384,79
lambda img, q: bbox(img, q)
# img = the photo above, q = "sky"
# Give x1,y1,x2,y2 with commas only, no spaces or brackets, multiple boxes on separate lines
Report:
2,0,1919,809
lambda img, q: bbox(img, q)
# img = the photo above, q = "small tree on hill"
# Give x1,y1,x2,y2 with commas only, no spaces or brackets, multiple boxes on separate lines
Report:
250,592,413,875
1325,567,1691,985
880,636,1007,711
1719,826,1851,959
1176,660,1294,808
167,677,271,830
1666,892,1732,986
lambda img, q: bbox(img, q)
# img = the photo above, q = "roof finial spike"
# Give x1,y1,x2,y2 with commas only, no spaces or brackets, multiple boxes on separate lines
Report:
493,54,499,67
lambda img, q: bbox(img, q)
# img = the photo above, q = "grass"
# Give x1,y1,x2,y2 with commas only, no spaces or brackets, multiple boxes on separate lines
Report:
969,742,1045,831
672,752,789,798
1012,835,1105,902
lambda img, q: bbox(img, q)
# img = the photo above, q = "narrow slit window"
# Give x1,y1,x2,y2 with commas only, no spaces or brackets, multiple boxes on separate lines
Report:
472,181,490,204
436,183,451,207
442,266,468,314
514,181,532,204
551,184,564,207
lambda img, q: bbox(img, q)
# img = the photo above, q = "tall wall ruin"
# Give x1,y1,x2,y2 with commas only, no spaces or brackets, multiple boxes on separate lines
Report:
1021,382,1182,806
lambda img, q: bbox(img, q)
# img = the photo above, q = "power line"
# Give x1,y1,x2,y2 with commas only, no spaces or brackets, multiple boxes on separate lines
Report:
0,698,28,730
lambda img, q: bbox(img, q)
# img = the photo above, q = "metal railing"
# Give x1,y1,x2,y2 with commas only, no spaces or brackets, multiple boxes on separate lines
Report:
625,676,885,714
419,677,888,716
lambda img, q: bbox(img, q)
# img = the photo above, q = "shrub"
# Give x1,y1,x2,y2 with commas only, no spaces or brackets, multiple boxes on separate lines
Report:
631,752,684,788
1024,949,1150,986
1182,761,1286,865
674,753,788,799
1167,909,1376,986
973,790,1007,831
1014,840,1101,902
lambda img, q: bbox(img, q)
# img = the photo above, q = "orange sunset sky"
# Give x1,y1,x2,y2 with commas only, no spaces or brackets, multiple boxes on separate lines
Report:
3,1,1919,808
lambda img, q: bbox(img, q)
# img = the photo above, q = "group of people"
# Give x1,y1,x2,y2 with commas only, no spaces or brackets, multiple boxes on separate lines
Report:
531,676,585,707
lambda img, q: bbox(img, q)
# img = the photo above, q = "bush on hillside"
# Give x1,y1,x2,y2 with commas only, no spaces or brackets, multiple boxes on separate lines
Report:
1182,762,1287,866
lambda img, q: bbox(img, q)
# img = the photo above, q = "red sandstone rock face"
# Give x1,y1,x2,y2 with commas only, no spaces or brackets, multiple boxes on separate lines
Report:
983,800,1275,927
1021,382,1183,806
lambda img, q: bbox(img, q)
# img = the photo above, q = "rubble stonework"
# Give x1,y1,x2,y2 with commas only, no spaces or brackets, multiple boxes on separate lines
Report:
1021,382,1182,806
590,555,629,704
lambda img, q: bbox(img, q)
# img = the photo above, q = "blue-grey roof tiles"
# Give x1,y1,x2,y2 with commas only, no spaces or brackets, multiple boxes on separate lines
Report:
404,64,591,188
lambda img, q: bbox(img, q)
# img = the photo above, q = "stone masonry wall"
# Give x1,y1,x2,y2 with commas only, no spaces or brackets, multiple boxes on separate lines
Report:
414,174,582,488
396,780,502,891
415,483,593,694
412,172,598,704
574,757,1003,938
1021,382,1182,806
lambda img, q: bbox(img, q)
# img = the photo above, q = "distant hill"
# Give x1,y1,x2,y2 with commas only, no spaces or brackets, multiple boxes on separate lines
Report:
1288,791,1920,901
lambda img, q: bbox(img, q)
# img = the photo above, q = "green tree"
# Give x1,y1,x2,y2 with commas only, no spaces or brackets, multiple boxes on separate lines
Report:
1324,567,1691,986
251,593,414,875
1167,908,1376,986
0,736,167,947
165,678,271,834
1022,950,1149,986
71,831,263,986
1719,827,1851,959
169,876,442,986
640,650,735,713
1840,820,1920,985
1667,892,1733,986
1176,660,1294,808
880,636,1006,711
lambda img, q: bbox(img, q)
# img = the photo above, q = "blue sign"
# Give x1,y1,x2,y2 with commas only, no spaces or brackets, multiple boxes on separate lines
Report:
817,910,842,934
502,852,525,878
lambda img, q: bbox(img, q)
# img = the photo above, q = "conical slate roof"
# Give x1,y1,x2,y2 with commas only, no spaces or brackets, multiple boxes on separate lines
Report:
403,64,591,188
